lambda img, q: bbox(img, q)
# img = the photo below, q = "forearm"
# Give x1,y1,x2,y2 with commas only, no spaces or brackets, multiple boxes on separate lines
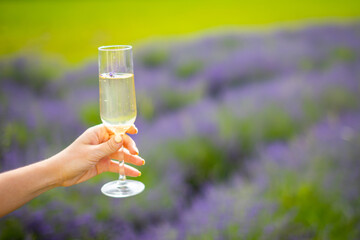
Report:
0,159,59,217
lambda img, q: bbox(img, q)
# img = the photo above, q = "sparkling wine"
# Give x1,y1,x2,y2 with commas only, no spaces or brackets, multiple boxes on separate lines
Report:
99,72,137,134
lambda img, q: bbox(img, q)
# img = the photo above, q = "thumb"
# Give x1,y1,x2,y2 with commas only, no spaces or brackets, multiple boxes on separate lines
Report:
96,135,123,159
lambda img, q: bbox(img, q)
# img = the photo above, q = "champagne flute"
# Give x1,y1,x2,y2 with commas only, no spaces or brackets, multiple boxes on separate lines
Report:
98,45,145,198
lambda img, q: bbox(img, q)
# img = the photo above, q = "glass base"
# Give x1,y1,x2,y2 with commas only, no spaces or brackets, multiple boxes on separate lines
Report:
101,180,145,198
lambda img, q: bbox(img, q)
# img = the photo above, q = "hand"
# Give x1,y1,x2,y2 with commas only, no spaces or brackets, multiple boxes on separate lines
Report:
49,124,145,187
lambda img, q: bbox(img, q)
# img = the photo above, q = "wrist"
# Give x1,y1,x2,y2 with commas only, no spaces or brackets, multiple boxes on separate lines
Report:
41,156,63,189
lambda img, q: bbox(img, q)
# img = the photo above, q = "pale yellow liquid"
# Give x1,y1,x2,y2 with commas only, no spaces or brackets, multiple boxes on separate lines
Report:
99,73,137,134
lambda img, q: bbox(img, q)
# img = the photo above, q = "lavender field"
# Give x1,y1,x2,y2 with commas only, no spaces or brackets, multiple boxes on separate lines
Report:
1,23,360,239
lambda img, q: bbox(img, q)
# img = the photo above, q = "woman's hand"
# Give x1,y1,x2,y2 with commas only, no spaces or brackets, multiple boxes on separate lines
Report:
49,124,145,187
0,124,144,217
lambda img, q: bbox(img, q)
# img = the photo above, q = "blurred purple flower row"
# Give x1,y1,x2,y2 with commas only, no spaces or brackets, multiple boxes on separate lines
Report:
143,112,360,239
126,58,360,229
134,23,360,117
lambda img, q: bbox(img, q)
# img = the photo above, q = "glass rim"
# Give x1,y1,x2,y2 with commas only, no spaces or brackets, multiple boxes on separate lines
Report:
98,45,132,51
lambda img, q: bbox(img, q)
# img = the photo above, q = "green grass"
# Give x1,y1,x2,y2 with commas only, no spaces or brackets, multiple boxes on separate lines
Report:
0,0,359,64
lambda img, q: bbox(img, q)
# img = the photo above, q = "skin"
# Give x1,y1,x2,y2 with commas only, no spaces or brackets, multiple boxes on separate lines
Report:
0,124,144,217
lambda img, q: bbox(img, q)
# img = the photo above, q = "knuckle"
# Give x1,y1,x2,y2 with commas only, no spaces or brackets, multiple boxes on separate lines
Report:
106,140,116,152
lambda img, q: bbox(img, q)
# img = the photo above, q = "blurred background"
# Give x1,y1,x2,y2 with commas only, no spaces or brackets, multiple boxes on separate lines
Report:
1,0,360,239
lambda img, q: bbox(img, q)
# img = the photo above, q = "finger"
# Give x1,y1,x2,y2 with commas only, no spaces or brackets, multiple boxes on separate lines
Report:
126,125,138,135
81,124,112,144
110,148,145,166
109,160,141,177
123,134,139,155
94,135,123,159
95,124,117,139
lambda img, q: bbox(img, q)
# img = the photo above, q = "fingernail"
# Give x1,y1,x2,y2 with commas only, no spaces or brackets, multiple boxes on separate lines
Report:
142,160,145,165
115,135,122,143
135,147,139,155
134,126,138,133
138,172,141,177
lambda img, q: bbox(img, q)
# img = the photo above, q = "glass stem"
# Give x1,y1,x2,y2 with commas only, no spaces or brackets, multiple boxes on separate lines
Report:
118,134,126,183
